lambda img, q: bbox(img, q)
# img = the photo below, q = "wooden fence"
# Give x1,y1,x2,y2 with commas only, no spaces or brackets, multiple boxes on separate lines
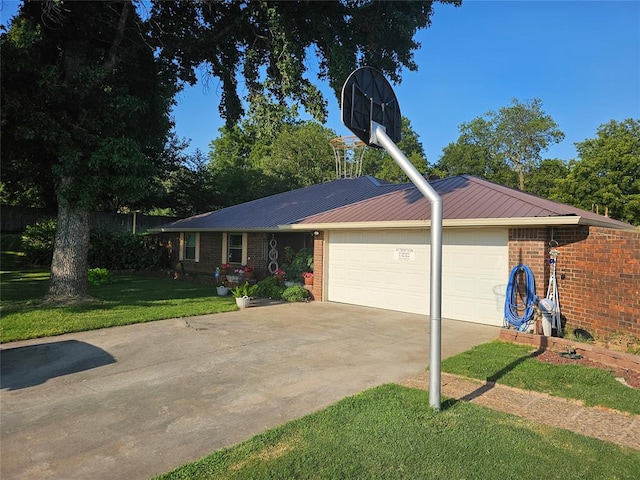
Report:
1,206,178,234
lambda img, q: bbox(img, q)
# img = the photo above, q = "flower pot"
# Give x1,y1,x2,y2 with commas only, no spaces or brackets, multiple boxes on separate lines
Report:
235,296,251,309
216,286,229,296
244,271,255,279
304,277,313,285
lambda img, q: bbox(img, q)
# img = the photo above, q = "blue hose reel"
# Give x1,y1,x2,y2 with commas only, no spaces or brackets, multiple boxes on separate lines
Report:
504,264,538,332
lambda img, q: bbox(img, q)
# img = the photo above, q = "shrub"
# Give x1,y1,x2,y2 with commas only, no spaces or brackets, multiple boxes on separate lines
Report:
88,229,164,270
255,276,285,300
87,268,112,286
282,285,310,302
21,220,165,271
280,246,313,282
21,219,57,265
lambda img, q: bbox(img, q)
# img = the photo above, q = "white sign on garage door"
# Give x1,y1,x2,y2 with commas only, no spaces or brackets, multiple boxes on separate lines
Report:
327,229,507,326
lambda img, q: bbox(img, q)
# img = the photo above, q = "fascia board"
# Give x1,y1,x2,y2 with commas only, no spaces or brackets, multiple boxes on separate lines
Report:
282,216,585,231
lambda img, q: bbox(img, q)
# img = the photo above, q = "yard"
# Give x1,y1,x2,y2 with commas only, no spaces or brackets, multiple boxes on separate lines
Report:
2,236,639,478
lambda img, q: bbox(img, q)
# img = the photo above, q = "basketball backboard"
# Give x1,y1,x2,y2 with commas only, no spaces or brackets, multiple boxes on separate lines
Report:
341,67,401,147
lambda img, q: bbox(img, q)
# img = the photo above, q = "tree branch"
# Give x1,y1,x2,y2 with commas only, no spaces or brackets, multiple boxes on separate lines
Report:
104,1,131,72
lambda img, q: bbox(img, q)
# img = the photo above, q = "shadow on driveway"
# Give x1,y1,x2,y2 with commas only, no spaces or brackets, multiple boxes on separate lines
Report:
0,340,116,390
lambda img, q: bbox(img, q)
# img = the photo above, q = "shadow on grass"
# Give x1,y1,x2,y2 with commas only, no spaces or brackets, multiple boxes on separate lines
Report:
0,339,115,390
443,341,545,409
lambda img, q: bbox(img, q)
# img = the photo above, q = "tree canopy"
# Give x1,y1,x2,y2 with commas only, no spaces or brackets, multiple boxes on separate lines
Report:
551,119,640,225
361,116,427,182
434,98,564,190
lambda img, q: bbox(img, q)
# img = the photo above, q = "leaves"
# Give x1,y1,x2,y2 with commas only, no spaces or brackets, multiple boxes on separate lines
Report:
552,119,640,225
434,98,564,190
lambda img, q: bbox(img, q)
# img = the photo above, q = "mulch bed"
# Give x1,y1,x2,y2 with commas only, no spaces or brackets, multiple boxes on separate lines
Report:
534,349,640,389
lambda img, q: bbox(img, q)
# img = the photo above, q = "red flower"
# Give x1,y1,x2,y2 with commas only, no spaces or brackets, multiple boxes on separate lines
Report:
243,265,254,272
302,272,314,278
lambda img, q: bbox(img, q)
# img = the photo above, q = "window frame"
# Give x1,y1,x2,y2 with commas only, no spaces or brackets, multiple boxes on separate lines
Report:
179,232,200,262
222,232,248,265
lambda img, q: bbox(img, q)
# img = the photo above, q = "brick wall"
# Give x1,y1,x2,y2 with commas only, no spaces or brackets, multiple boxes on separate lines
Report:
508,228,548,300
509,226,640,338
312,232,324,301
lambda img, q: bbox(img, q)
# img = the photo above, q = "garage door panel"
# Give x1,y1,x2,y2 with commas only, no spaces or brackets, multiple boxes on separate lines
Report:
328,229,507,325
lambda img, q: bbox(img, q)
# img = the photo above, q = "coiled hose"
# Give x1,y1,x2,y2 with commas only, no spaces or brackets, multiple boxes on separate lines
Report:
504,264,537,331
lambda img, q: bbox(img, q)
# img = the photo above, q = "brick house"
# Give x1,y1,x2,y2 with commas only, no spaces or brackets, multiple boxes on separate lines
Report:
152,175,638,338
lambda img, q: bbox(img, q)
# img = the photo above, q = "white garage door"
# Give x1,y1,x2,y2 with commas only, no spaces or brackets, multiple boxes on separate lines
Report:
327,229,508,326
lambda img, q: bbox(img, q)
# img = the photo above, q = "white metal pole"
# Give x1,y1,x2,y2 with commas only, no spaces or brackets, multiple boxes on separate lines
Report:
371,122,443,410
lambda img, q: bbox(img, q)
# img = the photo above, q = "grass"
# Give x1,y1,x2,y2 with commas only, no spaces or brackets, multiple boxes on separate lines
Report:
441,340,640,415
157,384,640,480
1,270,237,343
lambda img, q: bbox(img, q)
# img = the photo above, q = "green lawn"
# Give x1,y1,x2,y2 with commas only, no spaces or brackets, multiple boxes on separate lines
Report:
1,270,237,342
157,384,640,480
441,340,640,415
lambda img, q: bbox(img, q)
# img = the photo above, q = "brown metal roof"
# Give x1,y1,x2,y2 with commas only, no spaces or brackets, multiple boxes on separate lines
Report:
153,175,407,232
296,175,633,229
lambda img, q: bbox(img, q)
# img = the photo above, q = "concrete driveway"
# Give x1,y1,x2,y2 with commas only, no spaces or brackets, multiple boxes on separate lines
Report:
1,302,498,479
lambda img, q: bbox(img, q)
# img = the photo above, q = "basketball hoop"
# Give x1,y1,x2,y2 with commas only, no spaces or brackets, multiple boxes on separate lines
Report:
330,136,367,179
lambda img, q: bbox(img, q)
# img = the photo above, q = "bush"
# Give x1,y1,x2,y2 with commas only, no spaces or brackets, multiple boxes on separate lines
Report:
255,276,286,300
87,268,112,286
88,229,164,270
280,246,313,282
282,285,310,302
20,220,165,271
21,219,57,265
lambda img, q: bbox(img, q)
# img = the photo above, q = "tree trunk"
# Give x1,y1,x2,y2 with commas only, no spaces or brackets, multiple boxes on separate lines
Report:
46,193,91,301
518,168,525,191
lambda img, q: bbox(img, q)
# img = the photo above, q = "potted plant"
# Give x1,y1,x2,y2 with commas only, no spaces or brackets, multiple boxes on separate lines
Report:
220,263,232,275
274,268,285,282
243,265,255,279
226,268,244,284
302,271,314,285
216,283,229,296
231,281,258,308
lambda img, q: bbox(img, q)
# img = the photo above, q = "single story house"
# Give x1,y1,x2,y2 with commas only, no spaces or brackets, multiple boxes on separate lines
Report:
153,174,639,338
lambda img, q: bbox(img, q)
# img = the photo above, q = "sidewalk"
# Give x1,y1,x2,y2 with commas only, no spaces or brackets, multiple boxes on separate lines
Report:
402,372,640,451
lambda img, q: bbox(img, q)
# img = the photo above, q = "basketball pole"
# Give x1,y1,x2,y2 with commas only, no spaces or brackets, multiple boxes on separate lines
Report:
370,121,443,411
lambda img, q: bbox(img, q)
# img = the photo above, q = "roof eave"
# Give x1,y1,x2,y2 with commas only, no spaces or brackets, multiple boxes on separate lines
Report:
149,227,284,233
283,216,587,231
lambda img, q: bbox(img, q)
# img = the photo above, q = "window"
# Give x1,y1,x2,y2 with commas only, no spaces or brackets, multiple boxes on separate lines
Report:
222,232,248,265
180,233,200,261
228,233,243,263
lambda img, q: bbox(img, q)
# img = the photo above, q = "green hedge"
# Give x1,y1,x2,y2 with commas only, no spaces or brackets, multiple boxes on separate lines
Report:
21,219,165,270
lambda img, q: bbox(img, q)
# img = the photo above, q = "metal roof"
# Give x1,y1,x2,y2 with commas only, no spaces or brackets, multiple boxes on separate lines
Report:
154,175,407,232
295,175,634,229
154,175,634,232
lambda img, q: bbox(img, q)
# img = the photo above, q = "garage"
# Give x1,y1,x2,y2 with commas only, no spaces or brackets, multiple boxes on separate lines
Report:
326,228,508,326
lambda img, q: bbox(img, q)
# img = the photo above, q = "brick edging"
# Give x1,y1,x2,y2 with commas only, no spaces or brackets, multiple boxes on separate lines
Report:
499,328,640,374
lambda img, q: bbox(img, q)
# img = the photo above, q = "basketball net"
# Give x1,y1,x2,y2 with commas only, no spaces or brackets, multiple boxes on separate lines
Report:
330,136,367,179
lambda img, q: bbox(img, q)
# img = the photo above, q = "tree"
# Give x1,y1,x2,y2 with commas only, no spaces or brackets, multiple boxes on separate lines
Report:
525,158,569,199
434,98,564,190
262,121,337,189
433,117,517,187
362,117,427,182
164,150,218,217
2,0,458,301
552,119,640,225
1,2,176,300
149,0,460,125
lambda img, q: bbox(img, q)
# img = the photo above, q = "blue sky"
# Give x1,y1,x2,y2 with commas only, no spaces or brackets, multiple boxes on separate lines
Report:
3,1,639,165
